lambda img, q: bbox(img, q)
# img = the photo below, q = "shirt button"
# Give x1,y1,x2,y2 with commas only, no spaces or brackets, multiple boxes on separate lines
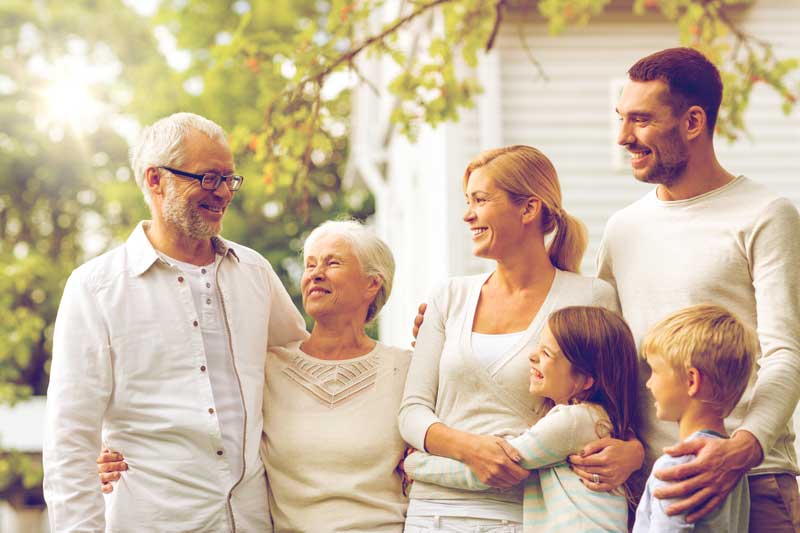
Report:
201,268,207,274
200,365,206,372
193,320,199,327
178,276,184,283
217,450,224,456
208,408,215,414
206,282,211,288
206,298,212,305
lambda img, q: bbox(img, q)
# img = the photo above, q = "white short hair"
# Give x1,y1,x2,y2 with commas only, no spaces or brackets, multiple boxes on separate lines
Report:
129,112,229,207
303,219,395,323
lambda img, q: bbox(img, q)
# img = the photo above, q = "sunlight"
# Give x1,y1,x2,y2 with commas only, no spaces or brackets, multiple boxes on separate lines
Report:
37,56,107,136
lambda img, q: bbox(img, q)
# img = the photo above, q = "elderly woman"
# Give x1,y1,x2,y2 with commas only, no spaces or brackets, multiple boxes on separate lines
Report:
98,220,411,532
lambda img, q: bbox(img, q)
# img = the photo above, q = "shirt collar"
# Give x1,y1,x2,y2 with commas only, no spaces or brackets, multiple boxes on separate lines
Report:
126,221,239,277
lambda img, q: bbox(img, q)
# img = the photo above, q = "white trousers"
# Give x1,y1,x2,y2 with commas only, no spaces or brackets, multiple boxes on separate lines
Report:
404,515,524,532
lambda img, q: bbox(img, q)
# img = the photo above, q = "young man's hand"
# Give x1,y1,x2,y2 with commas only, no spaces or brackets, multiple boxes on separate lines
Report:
653,431,762,522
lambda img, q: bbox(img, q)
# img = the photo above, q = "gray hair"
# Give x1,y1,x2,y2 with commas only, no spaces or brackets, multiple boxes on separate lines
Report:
129,112,229,207
303,219,395,323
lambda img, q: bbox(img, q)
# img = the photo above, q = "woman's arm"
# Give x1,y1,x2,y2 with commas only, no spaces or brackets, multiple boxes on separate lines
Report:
398,285,528,489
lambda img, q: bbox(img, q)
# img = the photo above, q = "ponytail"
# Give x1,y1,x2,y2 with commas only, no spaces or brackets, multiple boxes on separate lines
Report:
547,210,587,273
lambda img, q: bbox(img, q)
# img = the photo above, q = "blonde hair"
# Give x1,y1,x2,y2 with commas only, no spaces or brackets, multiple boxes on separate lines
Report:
462,145,587,272
642,304,757,417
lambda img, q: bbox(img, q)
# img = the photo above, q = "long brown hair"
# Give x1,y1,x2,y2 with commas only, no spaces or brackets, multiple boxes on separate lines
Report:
548,306,642,515
547,306,639,440
463,145,587,272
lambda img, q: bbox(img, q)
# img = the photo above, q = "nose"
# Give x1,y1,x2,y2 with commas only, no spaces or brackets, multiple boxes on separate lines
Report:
529,351,539,364
617,119,634,147
213,179,233,200
463,204,475,222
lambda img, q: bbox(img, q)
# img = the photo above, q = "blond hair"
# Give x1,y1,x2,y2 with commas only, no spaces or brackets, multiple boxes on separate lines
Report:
642,304,757,417
462,145,587,273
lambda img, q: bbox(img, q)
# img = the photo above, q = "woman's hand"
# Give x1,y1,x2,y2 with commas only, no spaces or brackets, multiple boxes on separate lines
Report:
97,448,128,494
460,434,528,489
568,437,644,492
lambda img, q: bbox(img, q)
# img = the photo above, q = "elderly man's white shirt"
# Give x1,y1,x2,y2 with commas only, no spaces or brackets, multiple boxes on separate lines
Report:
43,221,308,532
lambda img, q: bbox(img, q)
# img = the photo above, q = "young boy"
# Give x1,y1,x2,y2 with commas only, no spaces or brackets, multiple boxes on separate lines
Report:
633,304,757,532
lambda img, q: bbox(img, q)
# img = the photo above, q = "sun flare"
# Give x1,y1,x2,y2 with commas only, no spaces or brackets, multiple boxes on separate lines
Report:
37,57,107,136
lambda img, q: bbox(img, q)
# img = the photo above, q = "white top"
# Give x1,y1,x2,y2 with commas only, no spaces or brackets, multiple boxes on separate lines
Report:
262,341,411,533
405,403,628,532
161,254,244,479
471,331,526,370
634,431,750,532
598,176,800,475
399,269,619,506
43,222,308,533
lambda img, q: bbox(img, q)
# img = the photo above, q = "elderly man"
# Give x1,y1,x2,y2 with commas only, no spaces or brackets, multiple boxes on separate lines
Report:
43,112,307,532
596,47,800,531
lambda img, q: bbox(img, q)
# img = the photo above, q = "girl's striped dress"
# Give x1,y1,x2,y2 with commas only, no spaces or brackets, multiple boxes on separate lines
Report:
403,402,628,532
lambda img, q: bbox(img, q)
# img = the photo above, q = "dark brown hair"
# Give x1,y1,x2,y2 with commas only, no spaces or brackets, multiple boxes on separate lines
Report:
628,47,723,136
547,306,639,441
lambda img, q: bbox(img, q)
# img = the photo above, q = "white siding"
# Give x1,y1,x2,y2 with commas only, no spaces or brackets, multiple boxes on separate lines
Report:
494,0,800,274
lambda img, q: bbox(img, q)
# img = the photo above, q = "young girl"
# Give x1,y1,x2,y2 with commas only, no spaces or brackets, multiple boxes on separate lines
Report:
403,306,640,532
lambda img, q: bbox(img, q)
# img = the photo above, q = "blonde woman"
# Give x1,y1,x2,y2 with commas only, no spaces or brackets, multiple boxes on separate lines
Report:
399,145,643,532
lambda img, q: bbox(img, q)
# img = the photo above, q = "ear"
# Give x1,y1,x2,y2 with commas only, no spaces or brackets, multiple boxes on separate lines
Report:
364,275,383,302
145,167,165,198
520,196,542,225
684,105,707,141
581,374,595,392
686,367,701,397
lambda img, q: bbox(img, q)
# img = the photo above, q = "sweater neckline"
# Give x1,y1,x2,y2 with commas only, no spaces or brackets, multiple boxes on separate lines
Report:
455,269,563,420
650,175,745,207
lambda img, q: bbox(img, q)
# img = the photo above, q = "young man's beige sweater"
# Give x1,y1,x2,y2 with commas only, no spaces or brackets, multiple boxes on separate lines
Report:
398,269,619,504
598,176,800,475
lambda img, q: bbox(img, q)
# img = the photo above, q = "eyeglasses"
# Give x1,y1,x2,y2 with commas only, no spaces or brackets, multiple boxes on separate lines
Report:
159,166,244,192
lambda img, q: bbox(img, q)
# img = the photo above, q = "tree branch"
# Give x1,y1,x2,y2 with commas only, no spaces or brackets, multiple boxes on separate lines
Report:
485,0,507,52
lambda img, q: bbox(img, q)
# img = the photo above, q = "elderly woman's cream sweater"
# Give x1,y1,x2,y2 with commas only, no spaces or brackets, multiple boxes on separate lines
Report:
261,341,411,532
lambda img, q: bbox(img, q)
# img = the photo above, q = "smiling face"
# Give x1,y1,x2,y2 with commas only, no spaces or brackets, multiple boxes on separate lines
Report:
157,129,235,240
616,80,689,187
528,324,591,405
462,167,527,260
301,233,379,323
645,352,690,421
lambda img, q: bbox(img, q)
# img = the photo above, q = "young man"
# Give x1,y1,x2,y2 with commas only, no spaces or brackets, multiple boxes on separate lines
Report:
634,304,756,532
596,47,800,530
43,113,307,532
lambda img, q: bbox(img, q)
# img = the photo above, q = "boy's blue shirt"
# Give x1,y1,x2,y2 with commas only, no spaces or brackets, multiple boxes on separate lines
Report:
633,430,750,532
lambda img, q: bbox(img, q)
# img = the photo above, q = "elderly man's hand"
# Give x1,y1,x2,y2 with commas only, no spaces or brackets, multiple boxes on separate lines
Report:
97,448,128,494
569,436,644,492
411,303,426,347
653,431,762,523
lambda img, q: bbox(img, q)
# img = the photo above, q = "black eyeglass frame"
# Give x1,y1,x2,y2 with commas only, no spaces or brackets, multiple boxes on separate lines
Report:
159,166,244,192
